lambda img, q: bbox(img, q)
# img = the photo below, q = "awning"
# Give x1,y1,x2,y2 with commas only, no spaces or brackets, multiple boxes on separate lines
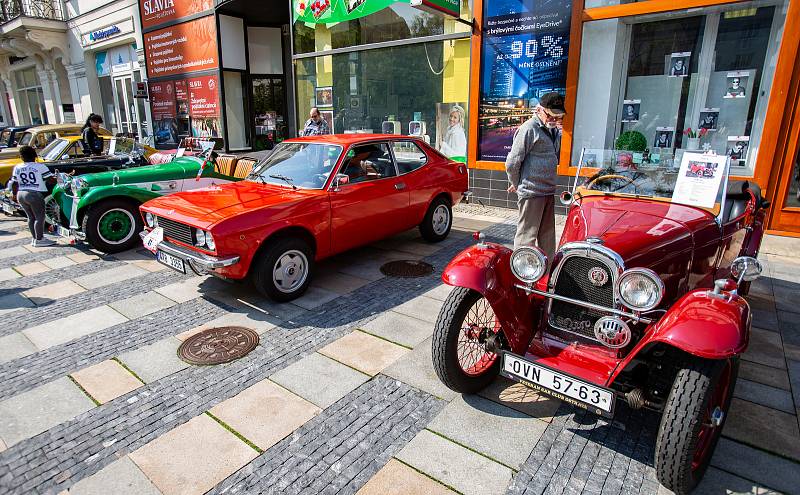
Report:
293,0,460,25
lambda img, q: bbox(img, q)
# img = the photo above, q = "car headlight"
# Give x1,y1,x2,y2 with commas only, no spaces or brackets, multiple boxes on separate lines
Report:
617,268,664,311
144,212,155,228
205,231,215,251
194,229,206,248
510,247,548,283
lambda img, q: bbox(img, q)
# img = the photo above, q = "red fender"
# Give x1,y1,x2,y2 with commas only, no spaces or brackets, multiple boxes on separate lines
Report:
609,288,750,385
441,243,541,354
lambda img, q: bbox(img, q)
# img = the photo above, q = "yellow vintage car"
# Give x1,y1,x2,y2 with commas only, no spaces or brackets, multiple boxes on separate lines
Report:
0,124,112,161
0,135,157,184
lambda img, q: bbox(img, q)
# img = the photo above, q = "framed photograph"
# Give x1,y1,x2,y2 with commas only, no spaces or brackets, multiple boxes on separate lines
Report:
320,110,334,133
621,99,640,123
668,52,691,77
727,136,750,167
654,127,674,148
698,108,719,131
724,71,748,99
315,86,333,108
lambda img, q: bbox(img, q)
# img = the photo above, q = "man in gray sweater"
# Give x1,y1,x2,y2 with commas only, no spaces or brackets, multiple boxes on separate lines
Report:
505,92,565,261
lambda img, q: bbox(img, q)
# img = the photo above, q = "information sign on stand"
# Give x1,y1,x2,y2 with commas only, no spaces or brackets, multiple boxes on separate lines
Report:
672,151,729,209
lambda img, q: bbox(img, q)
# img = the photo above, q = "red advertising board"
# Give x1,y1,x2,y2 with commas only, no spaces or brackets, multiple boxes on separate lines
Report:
143,15,218,78
149,81,175,120
188,75,219,118
140,0,213,31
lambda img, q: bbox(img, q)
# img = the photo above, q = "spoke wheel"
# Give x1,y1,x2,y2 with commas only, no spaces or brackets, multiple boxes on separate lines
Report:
43,195,61,226
272,249,309,294
432,287,502,394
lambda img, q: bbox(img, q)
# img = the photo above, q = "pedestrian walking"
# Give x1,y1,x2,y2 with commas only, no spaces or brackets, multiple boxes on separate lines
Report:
81,113,105,156
505,92,565,262
300,107,331,136
10,146,56,247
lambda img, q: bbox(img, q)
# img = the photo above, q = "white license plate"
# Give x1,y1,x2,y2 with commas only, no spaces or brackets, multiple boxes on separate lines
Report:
502,353,615,415
157,250,186,274
56,225,71,238
2,203,13,215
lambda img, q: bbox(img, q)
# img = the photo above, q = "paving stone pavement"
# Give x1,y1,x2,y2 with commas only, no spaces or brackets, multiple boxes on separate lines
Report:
0,211,797,495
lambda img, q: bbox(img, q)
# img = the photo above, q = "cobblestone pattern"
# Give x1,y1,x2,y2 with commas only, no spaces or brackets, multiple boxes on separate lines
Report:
0,222,502,494
507,403,661,495
0,244,102,270
0,257,122,293
210,375,444,495
0,297,227,401
0,269,185,338
454,202,519,220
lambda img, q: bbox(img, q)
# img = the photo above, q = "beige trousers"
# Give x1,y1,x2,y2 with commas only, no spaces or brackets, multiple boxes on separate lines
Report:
514,195,556,262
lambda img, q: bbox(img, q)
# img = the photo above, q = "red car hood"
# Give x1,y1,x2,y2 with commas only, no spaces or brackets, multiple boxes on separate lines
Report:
561,196,716,266
142,181,315,228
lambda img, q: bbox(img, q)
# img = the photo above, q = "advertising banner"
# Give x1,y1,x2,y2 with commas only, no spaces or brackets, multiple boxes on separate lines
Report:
293,0,404,24
143,15,218,78
149,81,175,120
477,0,572,162
140,0,214,31
188,75,221,137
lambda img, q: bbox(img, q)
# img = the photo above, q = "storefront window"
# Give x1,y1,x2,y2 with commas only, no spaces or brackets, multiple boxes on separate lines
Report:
15,68,47,125
295,38,470,160
293,1,473,54
570,1,789,177
252,77,287,151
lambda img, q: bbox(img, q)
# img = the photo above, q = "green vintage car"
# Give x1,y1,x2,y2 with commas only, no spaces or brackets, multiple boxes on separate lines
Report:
47,152,257,253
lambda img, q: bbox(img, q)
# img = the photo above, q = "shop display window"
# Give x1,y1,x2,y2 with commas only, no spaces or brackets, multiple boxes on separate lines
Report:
295,39,470,159
293,1,473,54
570,1,790,177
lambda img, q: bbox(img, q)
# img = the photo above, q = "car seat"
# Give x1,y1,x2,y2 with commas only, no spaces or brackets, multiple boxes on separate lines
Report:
214,154,238,176
234,158,258,179
723,181,770,223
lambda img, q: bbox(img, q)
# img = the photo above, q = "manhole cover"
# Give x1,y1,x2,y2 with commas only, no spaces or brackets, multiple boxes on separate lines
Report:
380,260,434,278
178,326,259,365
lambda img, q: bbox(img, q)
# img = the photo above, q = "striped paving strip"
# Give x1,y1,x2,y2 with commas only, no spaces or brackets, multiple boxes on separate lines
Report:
208,375,444,494
0,258,124,292
0,244,89,269
0,223,496,494
0,297,226,401
0,268,183,338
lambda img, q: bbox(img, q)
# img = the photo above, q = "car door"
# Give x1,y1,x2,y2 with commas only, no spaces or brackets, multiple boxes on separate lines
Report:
391,140,438,225
329,142,410,254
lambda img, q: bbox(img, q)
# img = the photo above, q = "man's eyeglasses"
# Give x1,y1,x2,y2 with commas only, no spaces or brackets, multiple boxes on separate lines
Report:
537,107,564,122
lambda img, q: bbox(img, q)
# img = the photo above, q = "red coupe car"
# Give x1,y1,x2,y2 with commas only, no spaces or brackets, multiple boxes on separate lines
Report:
432,155,768,494
139,134,468,301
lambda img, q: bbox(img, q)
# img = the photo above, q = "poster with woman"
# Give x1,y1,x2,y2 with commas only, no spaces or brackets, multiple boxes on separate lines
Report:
436,103,468,161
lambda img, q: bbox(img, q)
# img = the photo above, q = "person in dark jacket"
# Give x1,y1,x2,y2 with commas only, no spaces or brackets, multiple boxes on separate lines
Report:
81,114,104,156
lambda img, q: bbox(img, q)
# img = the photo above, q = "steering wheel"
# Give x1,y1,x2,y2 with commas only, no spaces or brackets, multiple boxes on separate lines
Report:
587,174,639,194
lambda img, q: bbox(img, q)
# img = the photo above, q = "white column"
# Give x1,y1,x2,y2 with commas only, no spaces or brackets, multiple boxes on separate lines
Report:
2,75,23,125
66,62,89,124
37,68,63,124
0,78,12,125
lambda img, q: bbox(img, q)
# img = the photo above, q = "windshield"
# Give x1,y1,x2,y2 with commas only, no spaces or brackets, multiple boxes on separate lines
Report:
0,130,11,146
573,148,730,216
249,143,342,189
109,138,143,156
18,132,33,146
41,139,71,161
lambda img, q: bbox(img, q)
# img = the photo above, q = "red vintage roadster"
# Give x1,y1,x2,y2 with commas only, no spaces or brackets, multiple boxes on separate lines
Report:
432,154,768,494
139,134,468,301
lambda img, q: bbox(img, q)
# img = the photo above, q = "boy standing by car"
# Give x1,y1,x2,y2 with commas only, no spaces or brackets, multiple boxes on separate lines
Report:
10,146,56,247
505,92,565,261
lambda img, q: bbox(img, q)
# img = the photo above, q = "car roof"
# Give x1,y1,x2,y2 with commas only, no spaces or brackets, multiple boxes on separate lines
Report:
4,126,32,132
284,134,426,146
25,124,83,134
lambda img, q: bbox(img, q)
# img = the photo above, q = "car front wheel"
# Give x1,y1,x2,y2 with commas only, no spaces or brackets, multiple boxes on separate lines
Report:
419,197,452,242
251,237,313,302
432,287,502,394
655,357,738,495
83,199,143,253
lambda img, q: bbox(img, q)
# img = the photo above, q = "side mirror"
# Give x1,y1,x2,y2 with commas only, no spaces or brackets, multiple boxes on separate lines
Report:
731,256,762,283
560,190,574,206
332,173,349,191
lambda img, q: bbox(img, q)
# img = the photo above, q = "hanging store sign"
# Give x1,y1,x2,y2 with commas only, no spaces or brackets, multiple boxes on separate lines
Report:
143,15,218,78
411,0,460,17
477,0,572,162
293,0,404,24
134,81,149,99
81,18,135,46
140,0,213,31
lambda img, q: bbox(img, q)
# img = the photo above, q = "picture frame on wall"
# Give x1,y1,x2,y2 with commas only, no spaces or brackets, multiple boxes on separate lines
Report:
654,127,674,149
699,108,719,130
320,110,334,133
622,100,640,122
727,135,749,167
667,52,691,77
724,71,749,98
315,86,333,108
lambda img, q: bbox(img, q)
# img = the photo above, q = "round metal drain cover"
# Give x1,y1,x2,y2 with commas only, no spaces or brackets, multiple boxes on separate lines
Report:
178,326,259,365
380,260,434,278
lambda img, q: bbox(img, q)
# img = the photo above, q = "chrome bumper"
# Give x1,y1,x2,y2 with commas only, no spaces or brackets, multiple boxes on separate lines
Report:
139,231,240,269
513,283,654,324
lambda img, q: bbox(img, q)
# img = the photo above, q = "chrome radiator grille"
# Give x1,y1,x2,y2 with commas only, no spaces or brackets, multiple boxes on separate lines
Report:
548,256,615,339
157,217,193,245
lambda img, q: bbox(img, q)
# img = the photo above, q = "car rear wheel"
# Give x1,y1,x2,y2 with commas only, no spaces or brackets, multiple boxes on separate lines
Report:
655,357,738,495
251,237,313,302
82,199,143,254
432,287,501,394
419,197,452,242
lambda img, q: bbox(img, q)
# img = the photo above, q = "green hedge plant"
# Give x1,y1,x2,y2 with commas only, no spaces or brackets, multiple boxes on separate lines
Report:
615,131,648,152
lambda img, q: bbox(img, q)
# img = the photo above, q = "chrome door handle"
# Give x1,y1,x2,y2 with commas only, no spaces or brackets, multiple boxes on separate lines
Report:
395,182,406,190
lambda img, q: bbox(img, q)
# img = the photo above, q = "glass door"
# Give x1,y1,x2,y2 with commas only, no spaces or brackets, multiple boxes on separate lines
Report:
252,76,287,151
113,75,140,139
766,70,800,234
